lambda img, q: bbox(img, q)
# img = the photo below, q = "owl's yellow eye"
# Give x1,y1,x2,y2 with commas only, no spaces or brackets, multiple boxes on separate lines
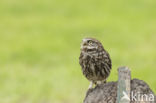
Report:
88,41,93,45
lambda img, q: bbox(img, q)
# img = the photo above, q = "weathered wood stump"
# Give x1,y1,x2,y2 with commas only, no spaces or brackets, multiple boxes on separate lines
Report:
84,67,156,103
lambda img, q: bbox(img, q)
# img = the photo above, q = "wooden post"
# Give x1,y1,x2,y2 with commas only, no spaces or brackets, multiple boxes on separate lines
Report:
116,66,131,103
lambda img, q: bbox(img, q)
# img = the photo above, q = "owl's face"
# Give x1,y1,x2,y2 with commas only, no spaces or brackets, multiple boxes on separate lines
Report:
81,37,103,53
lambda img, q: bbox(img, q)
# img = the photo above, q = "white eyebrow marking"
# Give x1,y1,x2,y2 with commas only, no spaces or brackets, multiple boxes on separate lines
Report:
82,38,91,42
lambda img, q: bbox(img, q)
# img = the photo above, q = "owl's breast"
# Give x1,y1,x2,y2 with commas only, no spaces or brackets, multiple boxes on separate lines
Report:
80,54,98,80
79,52,110,81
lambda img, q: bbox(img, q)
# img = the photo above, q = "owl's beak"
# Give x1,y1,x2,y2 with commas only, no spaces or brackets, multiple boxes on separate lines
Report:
81,38,90,50
81,41,87,50
80,42,85,49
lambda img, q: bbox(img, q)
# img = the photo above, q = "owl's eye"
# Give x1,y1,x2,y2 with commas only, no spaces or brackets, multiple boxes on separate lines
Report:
88,41,93,45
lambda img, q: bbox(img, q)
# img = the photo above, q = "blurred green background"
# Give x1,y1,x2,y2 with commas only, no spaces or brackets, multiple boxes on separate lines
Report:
0,0,156,103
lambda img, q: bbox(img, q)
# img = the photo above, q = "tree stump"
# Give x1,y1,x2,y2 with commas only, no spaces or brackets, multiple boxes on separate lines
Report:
84,67,156,103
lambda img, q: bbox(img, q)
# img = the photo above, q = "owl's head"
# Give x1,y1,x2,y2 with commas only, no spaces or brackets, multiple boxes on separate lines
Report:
81,37,103,53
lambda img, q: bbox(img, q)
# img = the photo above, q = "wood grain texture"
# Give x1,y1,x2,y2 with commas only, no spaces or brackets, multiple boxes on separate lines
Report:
116,66,131,103
84,66,156,103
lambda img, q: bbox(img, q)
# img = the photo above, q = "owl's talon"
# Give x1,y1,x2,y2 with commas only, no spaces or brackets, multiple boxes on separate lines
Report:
96,81,102,85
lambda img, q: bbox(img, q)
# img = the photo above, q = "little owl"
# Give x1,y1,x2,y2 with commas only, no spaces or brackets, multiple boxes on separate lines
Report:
79,37,112,88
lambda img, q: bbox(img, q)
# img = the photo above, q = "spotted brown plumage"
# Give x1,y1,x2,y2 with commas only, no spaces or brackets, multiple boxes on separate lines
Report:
79,37,112,88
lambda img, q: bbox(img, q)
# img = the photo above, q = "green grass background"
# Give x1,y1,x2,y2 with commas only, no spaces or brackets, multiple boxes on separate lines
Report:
0,0,156,103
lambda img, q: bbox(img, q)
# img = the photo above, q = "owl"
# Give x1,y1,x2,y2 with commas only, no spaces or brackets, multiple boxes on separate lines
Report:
79,37,112,88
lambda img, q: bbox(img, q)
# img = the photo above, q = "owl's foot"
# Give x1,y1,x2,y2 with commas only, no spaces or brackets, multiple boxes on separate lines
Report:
96,80,106,86
96,81,102,85
88,81,94,89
